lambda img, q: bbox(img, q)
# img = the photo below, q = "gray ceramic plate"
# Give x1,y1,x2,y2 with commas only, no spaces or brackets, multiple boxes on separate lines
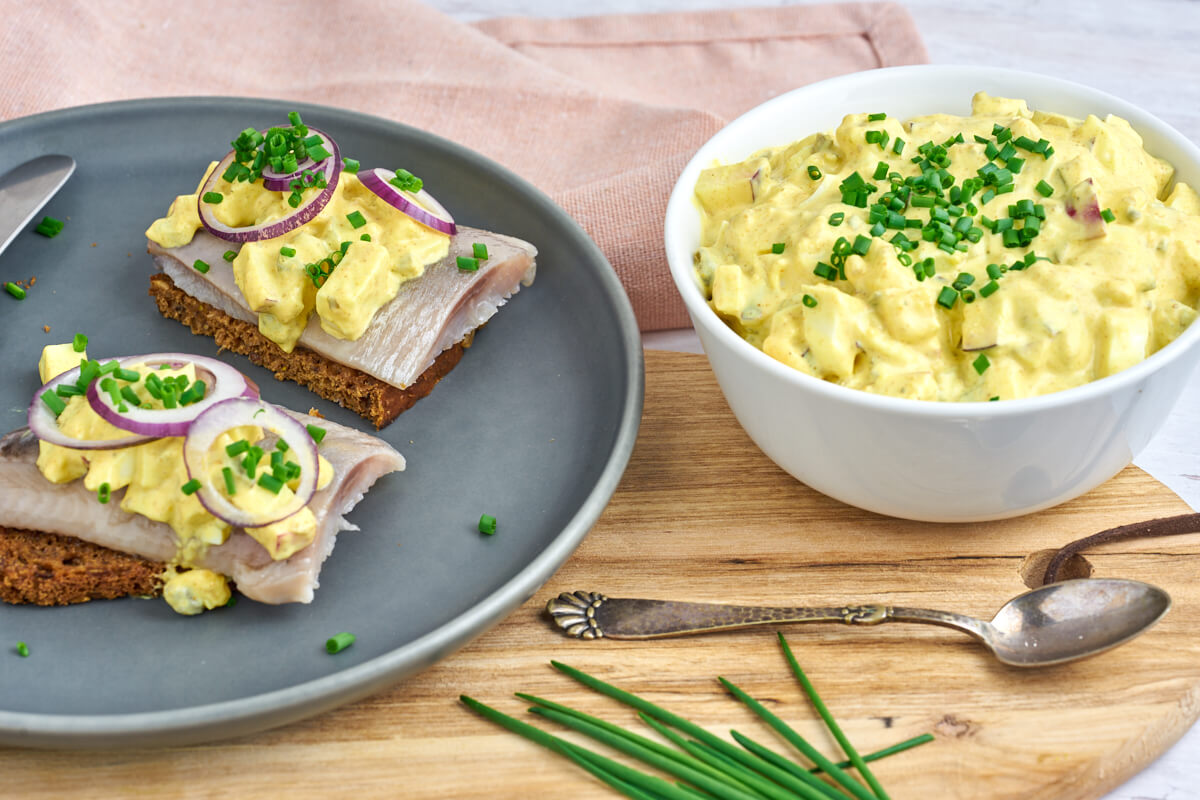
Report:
0,98,642,748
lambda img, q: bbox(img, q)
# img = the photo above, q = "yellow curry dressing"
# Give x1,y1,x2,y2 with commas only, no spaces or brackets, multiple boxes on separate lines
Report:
146,166,450,352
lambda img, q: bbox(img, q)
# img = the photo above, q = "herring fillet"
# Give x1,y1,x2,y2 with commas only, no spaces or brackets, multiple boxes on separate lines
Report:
0,417,404,605
147,227,537,389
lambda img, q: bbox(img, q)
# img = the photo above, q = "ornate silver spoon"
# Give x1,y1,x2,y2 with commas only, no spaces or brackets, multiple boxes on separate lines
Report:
546,579,1170,667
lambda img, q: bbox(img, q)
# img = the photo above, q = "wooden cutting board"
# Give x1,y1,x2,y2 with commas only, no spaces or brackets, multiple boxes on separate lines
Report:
6,350,1200,800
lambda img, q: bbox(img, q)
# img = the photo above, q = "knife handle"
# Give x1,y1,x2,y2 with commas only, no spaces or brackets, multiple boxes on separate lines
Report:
546,591,893,640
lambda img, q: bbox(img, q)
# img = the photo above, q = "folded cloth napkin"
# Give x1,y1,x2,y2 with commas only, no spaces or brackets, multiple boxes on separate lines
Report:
0,0,926,330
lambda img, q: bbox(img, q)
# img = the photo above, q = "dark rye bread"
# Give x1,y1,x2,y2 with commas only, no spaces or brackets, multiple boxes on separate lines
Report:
149,272,466,428
0,527,163,605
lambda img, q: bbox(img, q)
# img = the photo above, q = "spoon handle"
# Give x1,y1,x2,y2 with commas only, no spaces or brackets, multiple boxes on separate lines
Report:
546,591,987,641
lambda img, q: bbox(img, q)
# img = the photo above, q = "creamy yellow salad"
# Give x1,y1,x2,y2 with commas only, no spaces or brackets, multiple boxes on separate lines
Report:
694,93,1200,401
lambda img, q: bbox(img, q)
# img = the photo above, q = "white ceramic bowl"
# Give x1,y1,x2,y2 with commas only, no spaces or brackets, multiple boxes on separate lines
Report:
664,65,1200,522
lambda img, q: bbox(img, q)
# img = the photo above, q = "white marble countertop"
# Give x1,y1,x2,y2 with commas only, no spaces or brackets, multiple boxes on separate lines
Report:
434,1,1200,797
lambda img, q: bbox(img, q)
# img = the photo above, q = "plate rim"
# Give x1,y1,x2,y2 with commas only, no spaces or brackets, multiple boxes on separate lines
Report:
0,96,645,747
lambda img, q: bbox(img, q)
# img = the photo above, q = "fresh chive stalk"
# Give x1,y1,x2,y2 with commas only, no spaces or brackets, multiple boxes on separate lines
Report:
462,695,698,800
551,661,850,799
529,706,769,800
777,633,889,800
719,677,877,800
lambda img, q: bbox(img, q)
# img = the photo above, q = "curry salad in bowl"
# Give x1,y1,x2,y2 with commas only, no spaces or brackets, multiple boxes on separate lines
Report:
693,92,1200,403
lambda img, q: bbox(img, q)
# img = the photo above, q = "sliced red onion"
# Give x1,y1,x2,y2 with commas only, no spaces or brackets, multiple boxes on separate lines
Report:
85,354,258,438
27,365,158,451
182,398,319,529
358,167,456,235
260,128,336,192
198,129,342,243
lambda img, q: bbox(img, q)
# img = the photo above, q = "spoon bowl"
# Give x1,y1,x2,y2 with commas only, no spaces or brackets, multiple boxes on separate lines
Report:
548,579,1172,668
985,579,1172,666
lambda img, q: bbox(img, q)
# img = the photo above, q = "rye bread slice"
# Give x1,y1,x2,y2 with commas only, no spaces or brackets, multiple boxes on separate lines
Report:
0,527,163,606
149,272,466,428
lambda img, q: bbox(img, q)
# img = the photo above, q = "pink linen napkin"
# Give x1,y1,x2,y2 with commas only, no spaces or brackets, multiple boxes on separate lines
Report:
0,0,927,330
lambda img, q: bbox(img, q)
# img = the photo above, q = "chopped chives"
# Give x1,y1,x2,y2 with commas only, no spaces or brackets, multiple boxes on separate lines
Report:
113,368,139,382
479,514,498,535
306,424,326,444
119,386,141,406
801,294,818,308
276,439,289,452
872,161,889,181
181,479,202,495
771,242,786,254
360,233,371,242
180,380,207,405
806,165,822,180
342,157,360,173
40,390,66,416
990,396,1000,401
813,262,837,281
223,249,238,262
867,112,887,121
1101,208,1116,223
97,482,111,504
257,473,285,494
54,383,83,398
34,215,64,237
892,138,905,155
280,246,296,257
4,282,26,300
15,642,29,658
389,168,423,193
192,259,210,274
456,256,480,271
936,286,958,309
980,280,1000,298
346,210,367,228
72,333,88,352
828,212,845,226
222,466,236,496
325,632,356,654
973,353,991,374
201,192,223,204
851,235,872,256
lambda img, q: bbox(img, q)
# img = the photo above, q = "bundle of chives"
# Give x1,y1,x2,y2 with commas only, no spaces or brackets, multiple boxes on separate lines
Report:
463,644,934,800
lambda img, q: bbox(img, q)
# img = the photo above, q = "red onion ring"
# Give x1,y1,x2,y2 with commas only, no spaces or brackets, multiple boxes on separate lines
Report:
27,364,158,451
198,129,342,243
85,354,258,438
182,397,319,529
358,167,456,235
260,128,336,192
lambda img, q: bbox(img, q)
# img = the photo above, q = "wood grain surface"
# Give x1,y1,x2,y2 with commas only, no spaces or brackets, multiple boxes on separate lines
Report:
5,351,1200,799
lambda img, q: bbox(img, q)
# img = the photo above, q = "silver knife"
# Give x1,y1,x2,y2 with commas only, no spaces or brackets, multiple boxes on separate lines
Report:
0,154,76,257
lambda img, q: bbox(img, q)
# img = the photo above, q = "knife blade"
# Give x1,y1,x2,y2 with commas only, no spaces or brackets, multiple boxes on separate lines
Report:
0,154,76,257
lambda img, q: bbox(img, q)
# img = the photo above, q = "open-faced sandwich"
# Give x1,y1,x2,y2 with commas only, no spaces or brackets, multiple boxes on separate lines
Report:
0,340,403,614
145,113,537,428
